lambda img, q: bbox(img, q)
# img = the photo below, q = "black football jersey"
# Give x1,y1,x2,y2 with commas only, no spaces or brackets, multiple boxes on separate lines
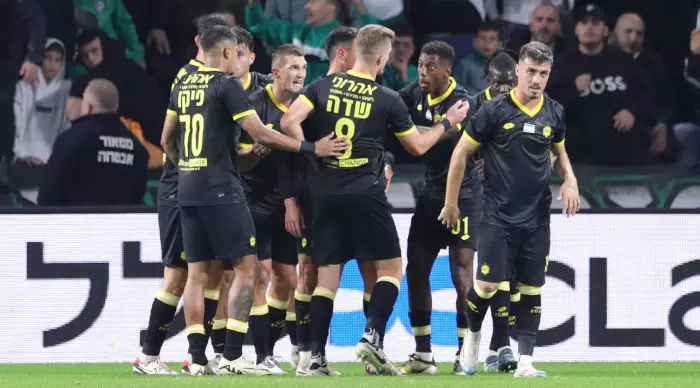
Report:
399,78,480,200
242,71,273,96
464,90,566,227
298,71,416,196
168,66,256,205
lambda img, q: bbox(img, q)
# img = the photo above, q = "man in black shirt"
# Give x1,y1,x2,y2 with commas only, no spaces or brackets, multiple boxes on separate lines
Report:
281,24,468,376
134,14,232,376
395,41,482,376
439,42,580,378
161,25,347,376
474,51,518,110
235,44,307,374
38,79,147,206
232,26,273,96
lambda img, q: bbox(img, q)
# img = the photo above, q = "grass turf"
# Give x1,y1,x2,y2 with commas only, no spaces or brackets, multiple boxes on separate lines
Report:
0,362,698,388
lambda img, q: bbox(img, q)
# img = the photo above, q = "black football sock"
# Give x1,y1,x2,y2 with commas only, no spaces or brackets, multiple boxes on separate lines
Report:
310,288,335,357
203,289,219,340
286,312,298,346
295,291,312,352
409,310,432,354
456,311,468,355
489,287,511,351
142,290,180,357
266,295,288,355
186,324,207,366
509,291,520,335
249,304,271,363
516,288,542,357
366,276,400,341
223,319,248,361
362,292,371,319
210,319,226,354
466,284,497,333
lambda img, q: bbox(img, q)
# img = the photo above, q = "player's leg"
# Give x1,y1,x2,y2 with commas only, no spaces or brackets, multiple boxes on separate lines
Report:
357,260,382,376
251,258,274,365
353,193,403,376
459,222,508,375
285,287,299,367
209,267,233,366
201,264,222,358
485,280,515,372
267,223,299,361
512,224,550,378
134,203,186,375
294,252,316,374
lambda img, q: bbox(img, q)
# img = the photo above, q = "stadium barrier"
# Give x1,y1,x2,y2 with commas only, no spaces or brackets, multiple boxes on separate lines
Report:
2,209,699,363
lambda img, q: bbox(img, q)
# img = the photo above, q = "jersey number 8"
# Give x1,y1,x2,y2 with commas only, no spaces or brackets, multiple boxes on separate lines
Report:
180,114,204,158
334,118,355,160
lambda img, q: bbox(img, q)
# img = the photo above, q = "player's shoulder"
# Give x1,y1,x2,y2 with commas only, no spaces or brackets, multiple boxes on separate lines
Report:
450,83,476,105
254,72,274,84
398,80,421,99
543,93,564,116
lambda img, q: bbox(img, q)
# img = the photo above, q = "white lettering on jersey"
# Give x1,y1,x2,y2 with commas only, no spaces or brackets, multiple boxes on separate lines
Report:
97,151,135,165
99,136,134,150
579,75,628,97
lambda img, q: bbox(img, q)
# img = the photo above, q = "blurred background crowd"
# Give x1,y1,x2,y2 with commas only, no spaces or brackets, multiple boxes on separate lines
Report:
2,0,700,208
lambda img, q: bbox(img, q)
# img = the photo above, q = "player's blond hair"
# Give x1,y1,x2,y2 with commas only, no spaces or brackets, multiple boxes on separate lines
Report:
356,24,395,62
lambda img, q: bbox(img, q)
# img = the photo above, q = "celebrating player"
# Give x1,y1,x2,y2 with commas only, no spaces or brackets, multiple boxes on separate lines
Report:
234,44,308,374
161,25,348,375
396,41,480,376
281,24,469,376
133,14,232,376
438,41,580,378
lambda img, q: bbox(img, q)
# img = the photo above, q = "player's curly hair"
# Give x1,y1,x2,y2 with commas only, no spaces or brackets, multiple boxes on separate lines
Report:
232,25,255,51
420,41,455,66
519,41,554,65
483,49,518,79
196,14,231,37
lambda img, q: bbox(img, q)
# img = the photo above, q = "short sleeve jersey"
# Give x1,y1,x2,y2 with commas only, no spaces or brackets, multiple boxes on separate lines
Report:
157,59,203,205
298,70,416,196
167,67,256,205
399,77,480,200
464,90,566,227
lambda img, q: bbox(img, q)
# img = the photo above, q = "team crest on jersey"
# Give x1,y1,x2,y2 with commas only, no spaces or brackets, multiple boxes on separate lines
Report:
481,264,490,275
542,125,552,138
503,122,515,130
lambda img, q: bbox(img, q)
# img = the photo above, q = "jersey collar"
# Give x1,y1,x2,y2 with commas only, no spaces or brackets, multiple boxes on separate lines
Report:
266,84,288,112
241,72,252,90
484,88,492,101
427,77,457,106
509,89,543,117
347,70,374,80
190,59,204,68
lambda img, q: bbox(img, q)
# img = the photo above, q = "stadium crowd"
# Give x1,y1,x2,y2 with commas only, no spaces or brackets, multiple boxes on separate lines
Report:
0,0,699,206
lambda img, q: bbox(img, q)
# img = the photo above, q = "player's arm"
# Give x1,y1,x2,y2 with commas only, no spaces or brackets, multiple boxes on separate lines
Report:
279,95,313,140
160,108,180,165
438,132,479,228
236,95,269,172
551,107,580,216
395,98,469,156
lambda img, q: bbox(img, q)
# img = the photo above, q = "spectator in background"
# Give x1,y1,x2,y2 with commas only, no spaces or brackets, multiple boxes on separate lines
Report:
350,0,403,26
381,24,417,91
547,4,655,166
67,29,165,168
679,29,700,169
0,0,47,187
610,12,675,160
14,39,71,168
37,0,76,63
73,0,145,68
39,78,147,206
264,0,307,23
454,21,502,95
246,0,377,84
529,5,567,56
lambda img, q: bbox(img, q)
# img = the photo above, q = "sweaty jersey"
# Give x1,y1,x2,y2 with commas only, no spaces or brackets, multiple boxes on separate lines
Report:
239,84,289,211
241,71,273,96
158,59,204,205
167,66,256,205
399,77,480,200
464,90,565,227
298,71,416,196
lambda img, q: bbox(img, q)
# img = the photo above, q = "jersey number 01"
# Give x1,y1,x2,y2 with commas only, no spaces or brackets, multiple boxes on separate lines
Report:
451,216,470,241
179,114,204,158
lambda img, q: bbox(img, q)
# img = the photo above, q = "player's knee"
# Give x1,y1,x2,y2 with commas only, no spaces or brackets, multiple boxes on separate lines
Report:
222,270,234,286
187,268,209,286
376,258,402,280
234,255,260,281
162,267,187,296
475,280,499,294
298,262,317,293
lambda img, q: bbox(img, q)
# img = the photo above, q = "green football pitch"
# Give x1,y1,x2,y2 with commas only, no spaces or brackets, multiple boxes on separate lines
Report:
1,362,698,388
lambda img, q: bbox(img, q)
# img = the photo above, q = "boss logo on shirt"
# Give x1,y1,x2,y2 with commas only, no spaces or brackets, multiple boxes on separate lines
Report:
580,75,628,97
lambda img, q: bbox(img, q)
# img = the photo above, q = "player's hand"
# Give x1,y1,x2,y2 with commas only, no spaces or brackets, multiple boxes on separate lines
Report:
384,164,394,193
613,109,635,132
438,204,461,229
575,73,591,92
284,198,305,238
252,143,271,158
313,132,349,157
475,158,485,180
558,178,580,217
149,28,171,55
446,100,469,127
23,156,44,166
691,30,700,54
19,61,39,83
650,123,668,154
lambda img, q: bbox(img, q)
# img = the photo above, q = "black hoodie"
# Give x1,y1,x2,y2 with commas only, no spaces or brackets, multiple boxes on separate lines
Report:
547,45,656,165
70,29,166,148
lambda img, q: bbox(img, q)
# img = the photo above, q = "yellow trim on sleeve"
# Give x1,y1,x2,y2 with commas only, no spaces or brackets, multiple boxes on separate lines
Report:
232,109,255,121
239,143,253,149
395,126,417,137
299,94,314,109
485,88,492,101
462,131,481,146
456,123,462,130
166,109,177,116
553,139,565,147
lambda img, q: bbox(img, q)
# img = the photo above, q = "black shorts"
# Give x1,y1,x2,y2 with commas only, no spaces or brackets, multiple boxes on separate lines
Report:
296,191,313,256
476,222,550,287
312,192,401,266
408,194,482,251
180,202,257,263
158,202,187,270
250,203,298,266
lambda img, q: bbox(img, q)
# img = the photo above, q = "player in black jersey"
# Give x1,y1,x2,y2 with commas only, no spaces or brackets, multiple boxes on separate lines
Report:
133,14,232,376
439,42,580,378
395,41,483,376
233,44,307,374
472,50,522,374
161,26,348,376
281,24,468,376
232,26,273,95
